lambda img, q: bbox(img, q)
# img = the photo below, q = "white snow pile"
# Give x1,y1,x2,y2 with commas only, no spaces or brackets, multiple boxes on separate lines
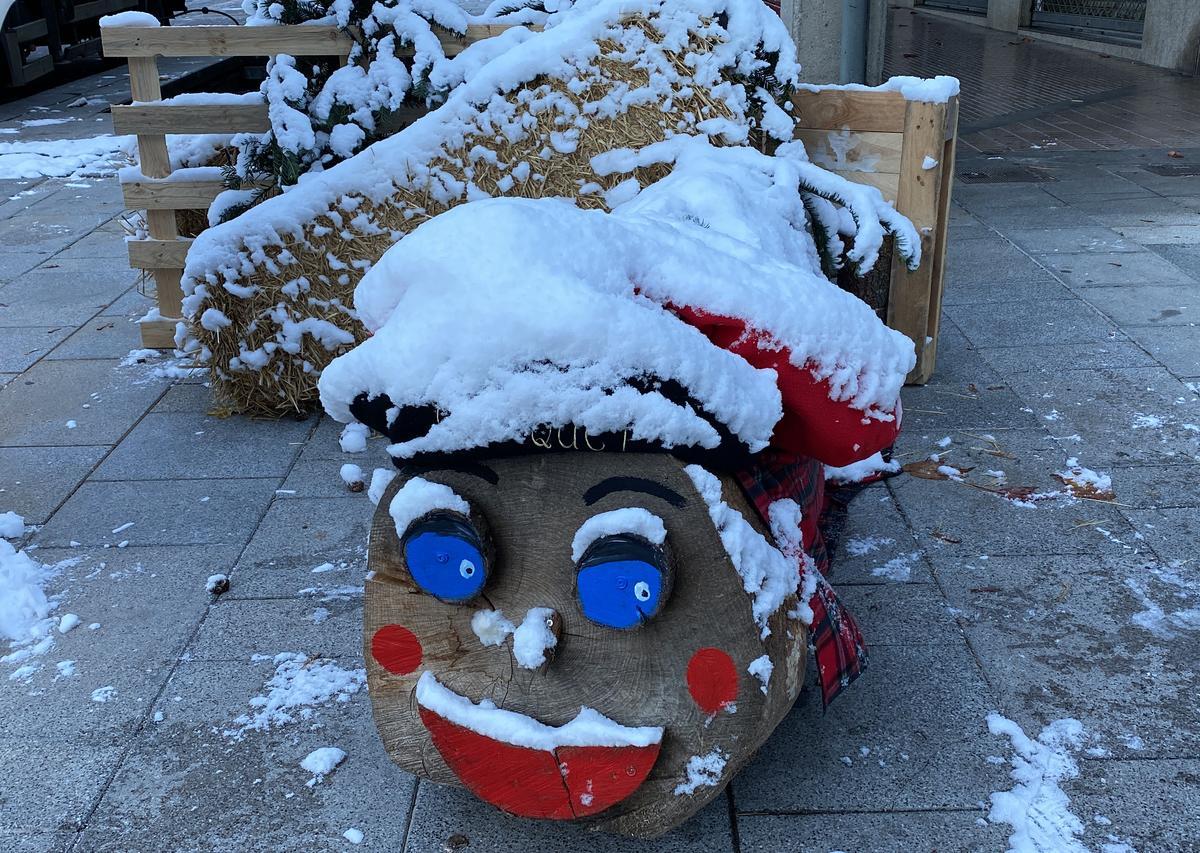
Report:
747,654,773,693
571,508,666,562
797,74,961,104
387,477,469,538
99,10,160,26
301,746,347,785
0,135,135,180
686,465,800,637
225,652,366,739
0,512,24,540
825,450,900,484
767,497,817,625
1,540,54,649
0,133,231,181
367,467,397,506
512,607,557,669
987,713,1089,853
339,423,369,453
673,748,728,795
415,671,662,749
471,608,516,647
319,140,916,459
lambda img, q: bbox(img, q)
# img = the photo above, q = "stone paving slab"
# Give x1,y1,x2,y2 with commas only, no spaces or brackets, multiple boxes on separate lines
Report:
1123,325,1200,377
945,297,1121,349
1083,283,1200,328
975,339,1160,375
229,497,371,599
1064,757,1200,851
404,782,734,853
934,552,1200,760
0,545,240,745
0,269,131,328
33,479,280,549
91,412,313,482
1003,366,1200,467
734,644,1008,813
75,659,412,853
1002,226,1141,256
43,315,148,361
736,810,1007,853
0,445,108,525
0,327,74,372
0,359,168,448
188,596,363,662
1041,250,1196,288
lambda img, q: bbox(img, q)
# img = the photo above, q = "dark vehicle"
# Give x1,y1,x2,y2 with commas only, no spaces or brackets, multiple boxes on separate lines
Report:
1,0,188,87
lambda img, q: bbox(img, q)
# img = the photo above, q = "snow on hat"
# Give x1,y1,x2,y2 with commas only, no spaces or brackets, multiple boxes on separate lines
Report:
318,141,916,468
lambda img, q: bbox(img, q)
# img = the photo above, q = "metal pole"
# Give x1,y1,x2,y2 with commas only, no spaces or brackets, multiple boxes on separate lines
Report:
840,0,870,82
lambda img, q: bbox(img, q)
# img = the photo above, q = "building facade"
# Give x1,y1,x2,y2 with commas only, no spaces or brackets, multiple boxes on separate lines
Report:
901,0,1200,72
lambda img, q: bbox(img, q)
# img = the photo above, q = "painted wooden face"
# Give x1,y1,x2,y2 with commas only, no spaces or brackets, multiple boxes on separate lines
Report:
364,452,807,838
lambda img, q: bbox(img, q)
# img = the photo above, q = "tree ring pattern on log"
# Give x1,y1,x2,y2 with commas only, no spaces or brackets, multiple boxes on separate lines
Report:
364,452,808,837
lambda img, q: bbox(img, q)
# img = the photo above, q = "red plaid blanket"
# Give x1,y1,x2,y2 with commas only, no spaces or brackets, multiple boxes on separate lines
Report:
736,450,868,707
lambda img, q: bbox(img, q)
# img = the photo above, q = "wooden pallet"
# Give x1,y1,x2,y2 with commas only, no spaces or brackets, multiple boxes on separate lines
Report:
103,25,957,382
792,87,959,384
100,23,512,348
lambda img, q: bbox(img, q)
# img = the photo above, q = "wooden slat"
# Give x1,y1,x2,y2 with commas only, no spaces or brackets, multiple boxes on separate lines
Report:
790,89,908,133
128,237,193,269
885,99,948,383
913,96,959,383
832,170,900,204
102,24,353,58
794,129,903,175
126,52,184,348
139,318,179,349
101,23,522,59
123,178,227,210
113,102,269,135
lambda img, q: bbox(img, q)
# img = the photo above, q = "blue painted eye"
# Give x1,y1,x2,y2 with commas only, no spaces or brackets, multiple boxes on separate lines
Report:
402,512,488,602
576,535,669,629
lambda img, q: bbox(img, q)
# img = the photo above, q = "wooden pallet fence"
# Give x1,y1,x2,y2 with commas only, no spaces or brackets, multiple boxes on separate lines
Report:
792,88,959,384
101,23,515,348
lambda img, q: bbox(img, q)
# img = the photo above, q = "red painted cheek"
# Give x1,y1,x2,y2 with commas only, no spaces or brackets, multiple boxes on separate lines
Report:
372,624,423,675
686,648,739,715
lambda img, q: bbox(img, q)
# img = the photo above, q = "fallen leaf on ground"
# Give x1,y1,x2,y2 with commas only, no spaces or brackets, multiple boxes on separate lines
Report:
903,460,973,480
1053,474,1116,502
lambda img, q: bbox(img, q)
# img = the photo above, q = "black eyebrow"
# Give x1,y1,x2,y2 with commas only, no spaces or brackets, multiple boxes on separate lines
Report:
409,461,499,485
583,476,686,508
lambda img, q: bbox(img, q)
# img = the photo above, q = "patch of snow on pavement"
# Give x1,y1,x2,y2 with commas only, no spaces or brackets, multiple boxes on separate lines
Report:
0,135,136,179
0,512,23,540
986,713,1089,853
1,540,82,675
1125,562,1200,639
872,551,920,581
225,653,365,739
301,746,347,785
846,535,895,557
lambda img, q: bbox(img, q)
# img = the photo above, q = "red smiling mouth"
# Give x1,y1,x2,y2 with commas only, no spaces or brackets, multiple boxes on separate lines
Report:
415,672,662,819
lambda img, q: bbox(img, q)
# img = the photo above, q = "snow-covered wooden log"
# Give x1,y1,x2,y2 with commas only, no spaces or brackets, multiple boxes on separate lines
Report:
364,452,809,837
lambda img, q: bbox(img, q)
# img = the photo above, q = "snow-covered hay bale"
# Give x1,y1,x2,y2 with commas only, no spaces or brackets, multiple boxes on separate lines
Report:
180,0,799,416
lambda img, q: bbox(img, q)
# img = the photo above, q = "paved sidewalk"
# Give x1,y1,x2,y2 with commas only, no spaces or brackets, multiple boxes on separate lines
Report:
1,9,1199,853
